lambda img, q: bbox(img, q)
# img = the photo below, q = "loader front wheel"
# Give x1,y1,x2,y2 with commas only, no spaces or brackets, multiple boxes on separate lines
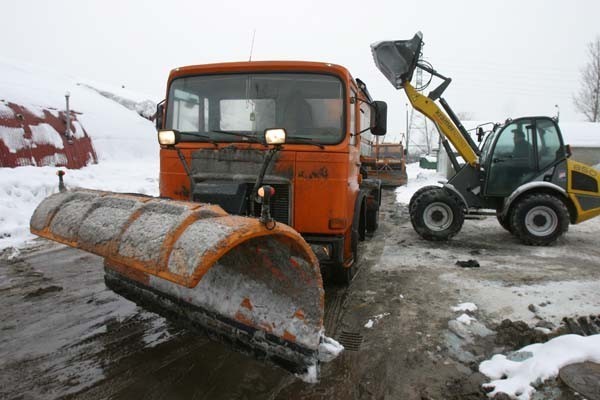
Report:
408,185,440,214
510,193,569,246
410,188,464,241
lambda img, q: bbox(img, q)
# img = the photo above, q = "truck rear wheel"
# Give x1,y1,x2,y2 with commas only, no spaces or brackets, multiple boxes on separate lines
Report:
410,187,464,241
366,208,379,234
510,193,569,246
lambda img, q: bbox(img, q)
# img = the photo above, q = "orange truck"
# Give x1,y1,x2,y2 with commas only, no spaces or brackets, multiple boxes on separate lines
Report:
156,61,387,282
31,60,388,371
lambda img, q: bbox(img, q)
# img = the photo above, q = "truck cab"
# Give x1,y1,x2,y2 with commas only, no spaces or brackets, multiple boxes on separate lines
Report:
156,61,386,280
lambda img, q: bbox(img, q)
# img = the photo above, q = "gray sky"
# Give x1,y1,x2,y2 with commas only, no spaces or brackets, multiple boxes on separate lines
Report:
5,0,600,140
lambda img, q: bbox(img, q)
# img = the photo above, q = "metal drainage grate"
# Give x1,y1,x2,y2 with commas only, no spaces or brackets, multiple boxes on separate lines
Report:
337,331,363,351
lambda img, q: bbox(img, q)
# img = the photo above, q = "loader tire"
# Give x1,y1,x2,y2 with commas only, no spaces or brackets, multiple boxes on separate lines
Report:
496,210,513,233
410,187,464,241
510,193,569,246
408,185,440,214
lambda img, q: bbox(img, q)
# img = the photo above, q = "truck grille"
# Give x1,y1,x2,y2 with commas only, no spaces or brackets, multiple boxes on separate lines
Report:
249,183,290,225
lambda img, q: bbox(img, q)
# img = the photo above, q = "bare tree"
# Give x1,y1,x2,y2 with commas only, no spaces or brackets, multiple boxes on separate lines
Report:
574,37,600,122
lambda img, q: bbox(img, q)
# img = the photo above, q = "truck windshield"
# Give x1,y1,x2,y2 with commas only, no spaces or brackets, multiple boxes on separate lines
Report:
166,73,345,144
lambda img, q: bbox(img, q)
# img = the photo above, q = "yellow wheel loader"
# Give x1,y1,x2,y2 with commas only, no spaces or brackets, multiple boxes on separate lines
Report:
372,32,600,245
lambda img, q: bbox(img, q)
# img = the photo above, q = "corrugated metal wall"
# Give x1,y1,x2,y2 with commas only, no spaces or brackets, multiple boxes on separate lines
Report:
0,102,97,169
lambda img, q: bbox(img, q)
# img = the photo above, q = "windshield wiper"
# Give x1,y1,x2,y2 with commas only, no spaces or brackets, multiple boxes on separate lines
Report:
179,132,218,146
210,130,261,143
286,136,325,149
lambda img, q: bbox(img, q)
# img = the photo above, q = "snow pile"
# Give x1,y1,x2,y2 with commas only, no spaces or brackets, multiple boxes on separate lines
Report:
297,365,319,384
29,123,64,149
0,162,158,249
364,312,391,329
451,302,478,312
560,122,600,147
395,162,445,205
80,82,157,119
0,57,159,250
317,336,344,362
297,335,344,383
479,334,600,399
456,313,476,325
0,57,158,163
0,126,27,153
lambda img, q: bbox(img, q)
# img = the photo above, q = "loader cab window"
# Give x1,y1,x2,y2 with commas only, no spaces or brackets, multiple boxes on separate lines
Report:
166,73,345,144
536,119,564,170
485,119,537,196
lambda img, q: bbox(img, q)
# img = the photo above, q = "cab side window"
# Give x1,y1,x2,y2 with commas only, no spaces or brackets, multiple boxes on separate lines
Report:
536,119,563,170
360,102,372,155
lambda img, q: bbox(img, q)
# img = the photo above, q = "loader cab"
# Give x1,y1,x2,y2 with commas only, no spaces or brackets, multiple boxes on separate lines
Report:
483,116,566,197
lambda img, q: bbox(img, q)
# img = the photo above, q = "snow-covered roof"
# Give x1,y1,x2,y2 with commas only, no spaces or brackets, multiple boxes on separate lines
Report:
558,122,600,147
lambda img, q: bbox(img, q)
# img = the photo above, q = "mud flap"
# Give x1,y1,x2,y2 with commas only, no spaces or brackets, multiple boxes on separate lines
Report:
30,189,324,371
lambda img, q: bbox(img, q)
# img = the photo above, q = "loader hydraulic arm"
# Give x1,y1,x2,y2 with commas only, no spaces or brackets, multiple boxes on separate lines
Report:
403,81,478,167
371,32,479,169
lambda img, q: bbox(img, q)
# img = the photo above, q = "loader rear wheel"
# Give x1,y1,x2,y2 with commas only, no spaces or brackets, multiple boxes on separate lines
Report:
496,211,513,233
410,187,464,241
510,193,569,246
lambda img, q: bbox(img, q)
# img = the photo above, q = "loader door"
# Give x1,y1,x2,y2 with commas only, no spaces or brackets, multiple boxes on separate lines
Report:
485,119,537,196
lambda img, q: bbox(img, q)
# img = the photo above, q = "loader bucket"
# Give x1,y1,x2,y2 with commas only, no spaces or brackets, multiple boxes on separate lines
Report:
371,31,423,89
30,189,324,371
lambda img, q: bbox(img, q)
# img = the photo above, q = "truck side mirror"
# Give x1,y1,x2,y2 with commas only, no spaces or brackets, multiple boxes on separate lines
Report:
371,100,387,136
155,100,165,131
565,144,572,158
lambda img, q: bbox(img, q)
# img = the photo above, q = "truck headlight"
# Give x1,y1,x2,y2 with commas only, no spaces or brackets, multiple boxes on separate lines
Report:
264,128,286,145
158,130,180,146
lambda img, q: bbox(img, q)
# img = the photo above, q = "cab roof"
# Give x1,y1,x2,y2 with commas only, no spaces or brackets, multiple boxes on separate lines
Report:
168,61,355,84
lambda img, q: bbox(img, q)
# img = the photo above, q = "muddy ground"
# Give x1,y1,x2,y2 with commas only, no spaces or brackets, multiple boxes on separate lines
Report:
1,190,599,400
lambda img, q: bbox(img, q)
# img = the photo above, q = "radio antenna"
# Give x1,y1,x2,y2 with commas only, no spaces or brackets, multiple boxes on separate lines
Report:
248,29,256,61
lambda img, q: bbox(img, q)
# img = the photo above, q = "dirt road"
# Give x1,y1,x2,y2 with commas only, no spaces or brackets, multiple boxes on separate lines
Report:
1,190,599,399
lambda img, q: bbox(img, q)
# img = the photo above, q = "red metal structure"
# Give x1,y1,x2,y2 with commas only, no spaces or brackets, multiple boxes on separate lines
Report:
0,101,97,168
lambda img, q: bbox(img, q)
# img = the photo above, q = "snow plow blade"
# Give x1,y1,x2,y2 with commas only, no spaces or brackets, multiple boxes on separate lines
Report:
30,189,324,371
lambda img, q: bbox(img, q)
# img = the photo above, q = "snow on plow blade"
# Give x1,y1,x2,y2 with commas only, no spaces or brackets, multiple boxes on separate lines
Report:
30,189,324,371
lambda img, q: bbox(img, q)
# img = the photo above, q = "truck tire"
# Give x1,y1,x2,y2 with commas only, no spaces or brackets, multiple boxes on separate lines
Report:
408,185,440,214
410,187,464,241
366,208,379,234
510,193,569,246
333,229,358,285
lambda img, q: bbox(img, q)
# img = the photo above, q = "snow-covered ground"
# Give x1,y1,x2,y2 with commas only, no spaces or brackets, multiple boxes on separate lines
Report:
0,57,159,249
480,334,600,400
395,163,600,399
